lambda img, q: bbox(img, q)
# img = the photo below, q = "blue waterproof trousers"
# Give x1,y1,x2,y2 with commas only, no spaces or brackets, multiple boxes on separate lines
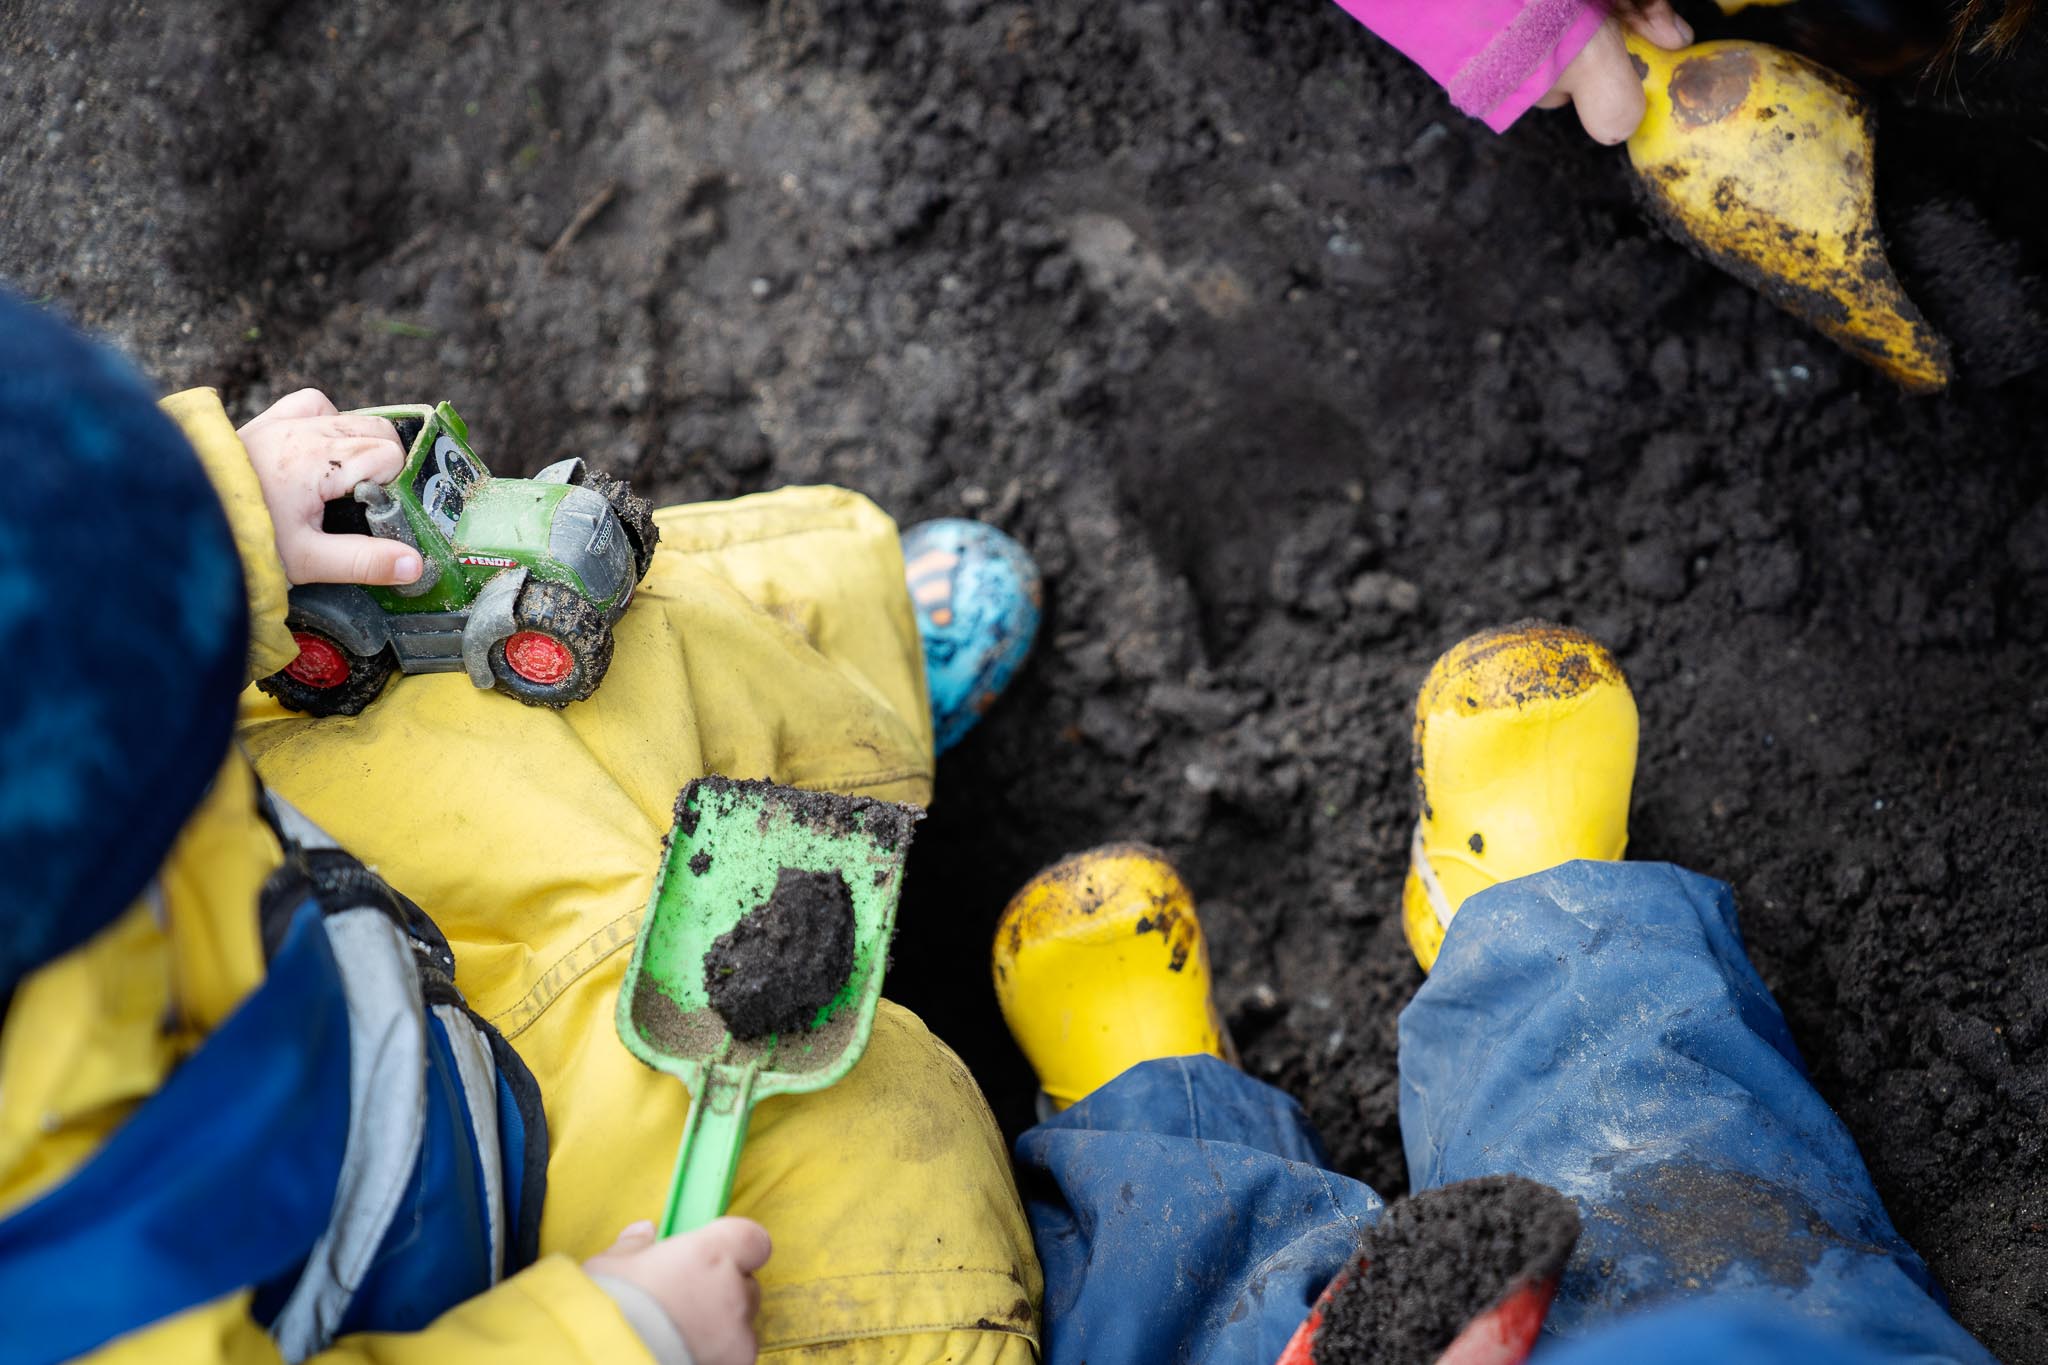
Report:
1013,861,1995,1365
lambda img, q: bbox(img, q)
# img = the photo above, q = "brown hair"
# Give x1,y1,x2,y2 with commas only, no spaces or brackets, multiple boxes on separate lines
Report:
1944,0,2039,56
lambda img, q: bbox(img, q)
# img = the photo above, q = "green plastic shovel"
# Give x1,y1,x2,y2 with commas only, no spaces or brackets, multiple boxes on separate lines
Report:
615,776,919,1235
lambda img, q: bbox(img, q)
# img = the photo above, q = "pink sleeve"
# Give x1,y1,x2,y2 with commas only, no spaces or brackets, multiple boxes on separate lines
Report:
1331,0,1608,133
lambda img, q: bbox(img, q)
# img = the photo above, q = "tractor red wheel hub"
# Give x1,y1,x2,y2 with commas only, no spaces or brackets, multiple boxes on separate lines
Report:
285,632,350,689
505,630,574,685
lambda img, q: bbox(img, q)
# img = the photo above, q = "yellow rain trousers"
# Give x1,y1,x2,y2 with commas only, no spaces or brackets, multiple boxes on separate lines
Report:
0,389,1041,1364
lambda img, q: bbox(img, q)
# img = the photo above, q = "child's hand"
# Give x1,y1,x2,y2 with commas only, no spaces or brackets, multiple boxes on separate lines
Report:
1536,2,1693,144
237,388,422,586
586,1217,772,1365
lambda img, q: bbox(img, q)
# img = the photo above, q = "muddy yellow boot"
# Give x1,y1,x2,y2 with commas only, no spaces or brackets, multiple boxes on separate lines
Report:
1403,623,1640,971
993,843,1233,1109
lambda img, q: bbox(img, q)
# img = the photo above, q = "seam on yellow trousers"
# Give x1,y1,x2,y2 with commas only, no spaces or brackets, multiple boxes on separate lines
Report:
788,766,931,792
488,765,930,1038
764,1324,1037,1351
491,913,641,1038
775,1266,1028,1285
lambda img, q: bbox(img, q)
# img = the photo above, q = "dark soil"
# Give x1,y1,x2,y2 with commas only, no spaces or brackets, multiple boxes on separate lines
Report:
1312,1175,1581,1365
676,776,917,853
5,0,2045,1356
585,467,662,579
705,866,857,1038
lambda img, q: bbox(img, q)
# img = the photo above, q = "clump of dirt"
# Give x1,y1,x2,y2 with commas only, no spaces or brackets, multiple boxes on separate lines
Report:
705,866,856,1038
1313,1175,1581,1365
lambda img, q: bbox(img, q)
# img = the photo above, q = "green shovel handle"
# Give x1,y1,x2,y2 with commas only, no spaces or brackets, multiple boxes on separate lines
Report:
659,1067,759,1236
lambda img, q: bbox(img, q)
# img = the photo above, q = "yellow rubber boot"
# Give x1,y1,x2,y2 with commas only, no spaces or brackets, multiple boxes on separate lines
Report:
993,844,1233,1109
1403,623,1640,971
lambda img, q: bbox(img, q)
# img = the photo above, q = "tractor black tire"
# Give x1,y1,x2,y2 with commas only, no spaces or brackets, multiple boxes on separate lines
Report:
586,469,660,583
487,577,615,708
257,615,398,717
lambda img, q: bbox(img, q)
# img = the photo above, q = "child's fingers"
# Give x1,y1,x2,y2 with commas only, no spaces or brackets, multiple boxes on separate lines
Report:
1563,23,1649,144
315,437,410,501
1623,0,1693,51
243,388,337,431
288,530,424,587
317,414,404,447
701,1217,773,1274
607,1221,660,1252
1574,73,1647,145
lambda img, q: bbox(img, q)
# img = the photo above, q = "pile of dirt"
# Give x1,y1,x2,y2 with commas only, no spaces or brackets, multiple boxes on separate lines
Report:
705,866,857,1038
1312,1175,1580,1365
5,0,2044,1355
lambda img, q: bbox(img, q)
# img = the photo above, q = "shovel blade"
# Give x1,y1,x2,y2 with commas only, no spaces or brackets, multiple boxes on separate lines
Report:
617,777,919,1092
1626,36,1953,393
616,778,919,1231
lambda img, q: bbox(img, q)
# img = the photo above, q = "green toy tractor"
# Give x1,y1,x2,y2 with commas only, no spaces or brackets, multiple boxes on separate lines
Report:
256,402,658,716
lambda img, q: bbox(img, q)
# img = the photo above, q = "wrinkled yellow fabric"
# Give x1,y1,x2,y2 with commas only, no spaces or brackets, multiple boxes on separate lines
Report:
0,905,176,1218
81,1259,656,1364
0,754,275,1219
235,481,1038,1357
160,388,298,681
0,749,664,1365
4,390,1040,1362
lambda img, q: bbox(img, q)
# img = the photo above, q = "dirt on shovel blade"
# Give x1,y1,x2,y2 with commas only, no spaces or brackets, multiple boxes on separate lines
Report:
705,866,857,1039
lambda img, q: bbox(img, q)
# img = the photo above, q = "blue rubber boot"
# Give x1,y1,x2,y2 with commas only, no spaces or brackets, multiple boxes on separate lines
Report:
901,518,1042,755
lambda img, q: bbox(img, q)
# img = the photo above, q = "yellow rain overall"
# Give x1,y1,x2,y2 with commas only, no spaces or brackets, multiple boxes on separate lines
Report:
0,389,1040,1364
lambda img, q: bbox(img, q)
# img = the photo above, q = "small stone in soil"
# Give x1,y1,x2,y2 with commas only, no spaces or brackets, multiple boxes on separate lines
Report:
704,866,856,1039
